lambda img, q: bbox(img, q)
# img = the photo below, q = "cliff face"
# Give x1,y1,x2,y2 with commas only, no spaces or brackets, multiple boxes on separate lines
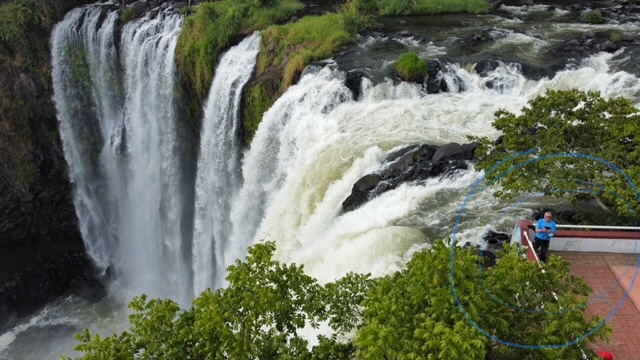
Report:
0,0,96,246
0,0,106,333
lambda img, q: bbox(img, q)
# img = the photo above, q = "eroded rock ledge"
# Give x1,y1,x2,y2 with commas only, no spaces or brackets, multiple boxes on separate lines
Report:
0,251,105,334
342,142,480,212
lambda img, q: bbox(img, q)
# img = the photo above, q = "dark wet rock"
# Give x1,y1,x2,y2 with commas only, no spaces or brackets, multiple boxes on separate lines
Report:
475,59,501,77
425,60,448,93
344,70,364,99
424,59,466,94
489,0,504,9
372,22,385,31
70,272,107,303
482,230,511,267
454,28,507,49
294,0,336,17
130,1,149,16
548,31,634,60
0,288,18,334
342,142,479,212
433,142,479,163
521,0,534,5
0,251,105,334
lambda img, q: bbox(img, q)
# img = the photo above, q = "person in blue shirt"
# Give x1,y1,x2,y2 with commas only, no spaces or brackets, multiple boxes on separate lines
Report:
533,211,557,263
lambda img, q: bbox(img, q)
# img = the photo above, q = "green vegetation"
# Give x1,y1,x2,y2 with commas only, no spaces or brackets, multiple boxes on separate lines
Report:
581,10,606,25
64,240,609,359
394,51,428,82
376,0,492,16
257,0,375,89
259,14,356,88
175,0,303,101
357,241,608,359
63,241,374,359
176,0,491,140
0,0,55,71
243,84,273,144
610,32,623,43
120,7,137,24
473,90,640,221
179,6,195,17
0,0,61,205
243,0,373,140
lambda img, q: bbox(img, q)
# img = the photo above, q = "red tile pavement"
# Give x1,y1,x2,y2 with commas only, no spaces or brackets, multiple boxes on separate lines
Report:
550,252,640,360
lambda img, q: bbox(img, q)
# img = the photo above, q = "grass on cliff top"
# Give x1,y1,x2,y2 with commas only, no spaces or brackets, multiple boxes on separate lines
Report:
376,0,492,15
258,1,373,89
258,15,352,87
175,0,303,100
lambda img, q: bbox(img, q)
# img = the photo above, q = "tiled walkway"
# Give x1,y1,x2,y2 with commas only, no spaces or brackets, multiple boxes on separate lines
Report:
551,252,640,360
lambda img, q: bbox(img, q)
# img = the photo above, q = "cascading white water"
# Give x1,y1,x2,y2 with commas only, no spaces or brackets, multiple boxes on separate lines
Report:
51,6,122,273
117,10,190,306
51,6,191,305
192,31,262,295
227,66,355,275
234,52,640,284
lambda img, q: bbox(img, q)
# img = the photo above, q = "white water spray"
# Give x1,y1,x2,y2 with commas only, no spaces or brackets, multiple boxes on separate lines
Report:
51,6,191,305
192,31,262,295
234,53,640,284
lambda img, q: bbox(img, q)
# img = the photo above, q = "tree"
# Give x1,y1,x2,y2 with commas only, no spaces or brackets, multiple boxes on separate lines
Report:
355,241,611,359
64,241,610,359
63,241,375,359
473,89,640,220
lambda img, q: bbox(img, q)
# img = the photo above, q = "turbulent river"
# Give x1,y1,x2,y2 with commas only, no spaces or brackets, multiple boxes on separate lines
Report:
1,1,640,358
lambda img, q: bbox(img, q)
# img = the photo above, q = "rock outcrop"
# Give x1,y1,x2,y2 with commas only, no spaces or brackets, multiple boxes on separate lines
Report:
0,0,100,333
0,251,105,334
342,142,479,212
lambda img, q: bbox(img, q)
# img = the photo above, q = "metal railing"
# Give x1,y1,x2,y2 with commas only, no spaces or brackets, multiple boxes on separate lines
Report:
556,224,640,231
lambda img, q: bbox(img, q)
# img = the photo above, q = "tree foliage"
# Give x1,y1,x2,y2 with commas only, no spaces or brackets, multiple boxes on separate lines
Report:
473,89,640,220
63,241,375,359
65,240,610,359
356,241,609,359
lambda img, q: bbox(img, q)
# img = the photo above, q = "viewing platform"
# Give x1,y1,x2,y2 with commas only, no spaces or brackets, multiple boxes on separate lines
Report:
512,221,640,359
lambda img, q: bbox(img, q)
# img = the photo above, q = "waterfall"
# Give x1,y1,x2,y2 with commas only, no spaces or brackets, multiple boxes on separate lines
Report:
227,66,354,275
50,5,122,275
192,31,261,295
233,55,640,284
51,6,192,305
7,6,638,355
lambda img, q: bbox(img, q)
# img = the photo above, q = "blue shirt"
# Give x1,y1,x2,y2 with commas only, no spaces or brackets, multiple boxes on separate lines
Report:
535,218,557,241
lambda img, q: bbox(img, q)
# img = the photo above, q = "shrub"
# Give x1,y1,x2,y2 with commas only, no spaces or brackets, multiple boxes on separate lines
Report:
0,0,54,70
259,14,352,89
179,6,195,16
339,0,375,34
394,51,427,82
175,0,302,101
120,7,137,24
610,32,622,43
582,10,606,24
243,84,272,143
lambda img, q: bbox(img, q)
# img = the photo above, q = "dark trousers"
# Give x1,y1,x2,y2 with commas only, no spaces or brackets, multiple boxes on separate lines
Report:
533,238,550,263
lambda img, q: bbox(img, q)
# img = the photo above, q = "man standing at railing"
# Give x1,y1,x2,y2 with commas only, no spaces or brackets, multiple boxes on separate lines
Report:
533,211,557,263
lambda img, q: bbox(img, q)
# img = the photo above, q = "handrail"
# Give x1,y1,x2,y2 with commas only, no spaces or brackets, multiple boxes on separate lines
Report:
556,224,640,231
